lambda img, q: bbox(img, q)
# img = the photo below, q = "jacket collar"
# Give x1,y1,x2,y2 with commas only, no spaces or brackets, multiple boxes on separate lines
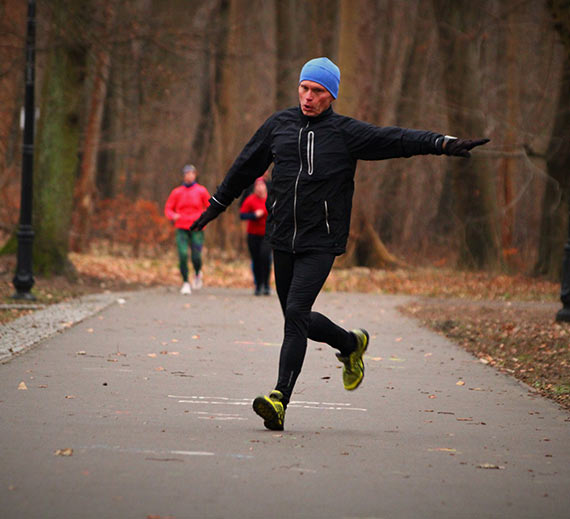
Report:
297,104,334,124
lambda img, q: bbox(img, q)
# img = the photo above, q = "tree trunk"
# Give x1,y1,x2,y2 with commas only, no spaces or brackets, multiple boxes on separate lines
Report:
0,0,26,174
209,0,277,252
498,4,521,267
379,0,435,248
533,8,570,280
433,0,502,270
336,0,410,269
34,0,87,276
276,0,304,108
121,0,152,199
0,0,27,241
71,0,115,253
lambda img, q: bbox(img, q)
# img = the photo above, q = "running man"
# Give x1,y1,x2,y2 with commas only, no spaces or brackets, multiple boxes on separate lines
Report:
191,57,489,429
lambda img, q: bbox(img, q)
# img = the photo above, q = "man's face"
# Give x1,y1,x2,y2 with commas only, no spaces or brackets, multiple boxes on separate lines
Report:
184,170,196,184
254,181,267,198
298,80,334,117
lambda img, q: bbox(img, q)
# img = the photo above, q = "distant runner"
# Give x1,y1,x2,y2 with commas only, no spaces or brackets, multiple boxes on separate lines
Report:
165,164,210,295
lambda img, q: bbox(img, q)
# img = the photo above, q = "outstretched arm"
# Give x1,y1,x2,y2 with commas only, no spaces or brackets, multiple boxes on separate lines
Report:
339,117,489,160
437,136,490,158
190,117,275,231
190,197,226,231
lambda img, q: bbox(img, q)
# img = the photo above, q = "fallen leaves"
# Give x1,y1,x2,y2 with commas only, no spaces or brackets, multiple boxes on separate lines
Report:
325,267,559,301
401,300,570,410
149,351,179,358
54,448,73,457
17,382,27,390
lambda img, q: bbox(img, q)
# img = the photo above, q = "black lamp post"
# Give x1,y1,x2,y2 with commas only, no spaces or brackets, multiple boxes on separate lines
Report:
556,203,570,322
12,0,36,300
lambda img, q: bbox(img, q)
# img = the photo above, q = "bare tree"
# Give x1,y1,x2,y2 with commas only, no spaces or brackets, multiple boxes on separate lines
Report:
433,0,502,270
33,0,88,275
0,0,26,241
71,0,115,253
205,0,277,251
534,0,570,280
336,0,416,268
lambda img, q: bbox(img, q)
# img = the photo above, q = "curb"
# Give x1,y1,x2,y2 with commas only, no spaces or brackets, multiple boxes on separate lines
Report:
0,292,125,363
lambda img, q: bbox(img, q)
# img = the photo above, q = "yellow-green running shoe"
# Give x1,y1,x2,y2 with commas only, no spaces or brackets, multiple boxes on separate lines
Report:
336,329,369,390
252,390,285,431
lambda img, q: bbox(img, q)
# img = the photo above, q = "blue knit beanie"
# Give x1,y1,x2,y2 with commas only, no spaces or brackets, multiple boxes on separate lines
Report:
299,57,340,99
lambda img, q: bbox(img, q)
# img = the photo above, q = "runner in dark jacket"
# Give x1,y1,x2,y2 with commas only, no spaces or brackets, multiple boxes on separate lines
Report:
192,57,489,430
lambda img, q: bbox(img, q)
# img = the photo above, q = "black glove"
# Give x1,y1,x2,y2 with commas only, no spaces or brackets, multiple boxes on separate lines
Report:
190,198,226,231
443,136,490,158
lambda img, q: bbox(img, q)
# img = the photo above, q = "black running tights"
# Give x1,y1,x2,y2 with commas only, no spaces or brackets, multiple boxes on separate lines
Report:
272,250,355,405
247,233,271,290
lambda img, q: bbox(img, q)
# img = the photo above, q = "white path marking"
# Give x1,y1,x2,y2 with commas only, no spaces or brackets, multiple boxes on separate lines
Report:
77,444,215,457
168,395,367,412
191,411,248,421
171,450,215,456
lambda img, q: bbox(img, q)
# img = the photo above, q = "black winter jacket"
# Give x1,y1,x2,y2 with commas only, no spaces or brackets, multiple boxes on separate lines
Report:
212,106,444,255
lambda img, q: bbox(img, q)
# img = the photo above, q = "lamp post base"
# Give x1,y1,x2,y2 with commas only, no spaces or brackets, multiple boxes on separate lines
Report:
12,290,36,301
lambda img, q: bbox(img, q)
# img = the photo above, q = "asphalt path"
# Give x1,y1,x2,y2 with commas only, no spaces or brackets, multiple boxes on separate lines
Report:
1,287,569,519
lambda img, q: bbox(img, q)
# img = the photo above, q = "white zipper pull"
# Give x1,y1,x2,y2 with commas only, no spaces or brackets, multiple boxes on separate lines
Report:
307,131,314,175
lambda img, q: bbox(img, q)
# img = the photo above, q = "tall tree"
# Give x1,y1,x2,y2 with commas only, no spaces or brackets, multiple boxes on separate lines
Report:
209,0,277,250
534,0,570,280
433,0,502,270
378,0,437,248
71,0,115,252
336,0,413,268
0,0,26,240
275,0,339,108
497,3,520,258
187,0,224,175
34,0,87,275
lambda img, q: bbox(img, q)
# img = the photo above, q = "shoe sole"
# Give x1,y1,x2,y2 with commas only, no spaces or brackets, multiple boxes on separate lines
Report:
252,396,283,431
345,329,369,391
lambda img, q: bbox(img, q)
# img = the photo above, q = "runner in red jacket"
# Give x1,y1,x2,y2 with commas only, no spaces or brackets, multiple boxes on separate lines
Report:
240,177,271,295
164,164,210,294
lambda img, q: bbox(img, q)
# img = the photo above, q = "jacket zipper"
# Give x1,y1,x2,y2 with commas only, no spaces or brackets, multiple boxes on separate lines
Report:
324,200,330,234
307,131,314,175
292,121,310,251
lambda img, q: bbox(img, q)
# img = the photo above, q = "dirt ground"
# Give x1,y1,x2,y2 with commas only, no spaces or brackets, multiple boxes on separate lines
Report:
1,251,568,410
399,298,569,410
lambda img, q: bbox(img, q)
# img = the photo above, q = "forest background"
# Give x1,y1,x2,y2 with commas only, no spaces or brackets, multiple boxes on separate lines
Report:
0,0,569,408
0,0,568,277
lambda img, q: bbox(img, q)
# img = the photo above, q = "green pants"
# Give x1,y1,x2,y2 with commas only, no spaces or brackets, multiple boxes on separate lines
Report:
176,229,204,282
